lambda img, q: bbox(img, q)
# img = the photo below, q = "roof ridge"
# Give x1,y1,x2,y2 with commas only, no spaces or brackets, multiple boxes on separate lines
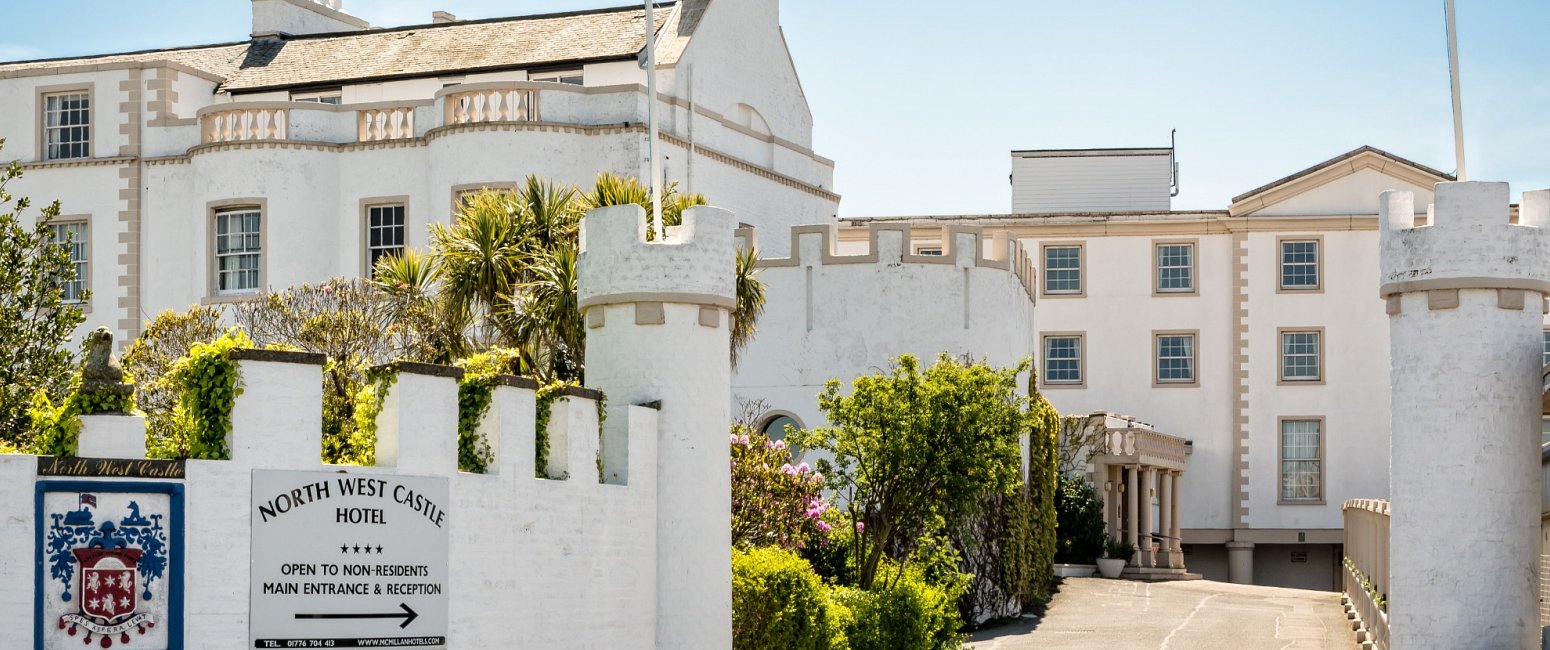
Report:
277,1,677,43
0,40,248,68
1229,145,1455,205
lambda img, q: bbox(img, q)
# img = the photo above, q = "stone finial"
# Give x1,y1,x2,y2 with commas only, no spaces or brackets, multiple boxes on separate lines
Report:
80,326,133,410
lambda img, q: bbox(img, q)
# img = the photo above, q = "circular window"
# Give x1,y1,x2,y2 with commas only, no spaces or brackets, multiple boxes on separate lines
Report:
762,415,800,441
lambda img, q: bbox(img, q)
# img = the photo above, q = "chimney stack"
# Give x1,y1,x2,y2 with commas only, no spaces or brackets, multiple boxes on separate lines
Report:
432,11,457,24
251,0,369,37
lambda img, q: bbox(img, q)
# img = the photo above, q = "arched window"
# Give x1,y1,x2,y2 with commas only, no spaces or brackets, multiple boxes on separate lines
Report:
761,413,801,442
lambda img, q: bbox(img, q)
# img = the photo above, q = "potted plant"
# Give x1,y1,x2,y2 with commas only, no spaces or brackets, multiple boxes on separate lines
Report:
1097,535,1135,579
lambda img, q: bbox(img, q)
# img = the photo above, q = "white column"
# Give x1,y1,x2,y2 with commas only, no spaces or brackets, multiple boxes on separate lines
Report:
1126,465,1139,565
1169,470,1183,569
1158,470,1172,567
1381,184,1545,648
1101,464,1118,542
1138,467,1154,568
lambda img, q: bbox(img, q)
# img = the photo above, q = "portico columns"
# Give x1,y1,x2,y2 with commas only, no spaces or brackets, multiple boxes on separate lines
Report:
1101,465,1118,542
1169,470,1183,568
1157,470,1172,567
1125,464,1139,564
1138,467,1154,567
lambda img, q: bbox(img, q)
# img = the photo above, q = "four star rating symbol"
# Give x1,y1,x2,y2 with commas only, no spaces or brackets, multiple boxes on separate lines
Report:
339,544,386,554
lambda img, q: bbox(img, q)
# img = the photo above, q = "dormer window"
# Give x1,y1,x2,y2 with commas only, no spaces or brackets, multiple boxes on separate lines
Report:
291,89,342,105
530,70,583,86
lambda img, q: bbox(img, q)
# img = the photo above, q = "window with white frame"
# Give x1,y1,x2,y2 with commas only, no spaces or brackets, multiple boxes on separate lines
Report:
1541,329,1549,367
290,89,342,104
366,204,405,276
530,70,583,85
43,91,90,160
214,208,261,294
915,246,943,256
1155,333,1196,384
48,222,88,303
1281,330,1321,381
1043,246,1081,294
1043,335,1082,384
1280,419,1323,501
1155,242,1193,293
1279,240,1319,289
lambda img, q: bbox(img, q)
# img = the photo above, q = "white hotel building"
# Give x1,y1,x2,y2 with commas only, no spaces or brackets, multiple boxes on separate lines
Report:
3,0,1520,591
0,0,838,344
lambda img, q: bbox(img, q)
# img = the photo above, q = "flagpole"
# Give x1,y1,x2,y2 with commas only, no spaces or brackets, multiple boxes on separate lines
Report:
1445,0,1467,180
645,0,664,238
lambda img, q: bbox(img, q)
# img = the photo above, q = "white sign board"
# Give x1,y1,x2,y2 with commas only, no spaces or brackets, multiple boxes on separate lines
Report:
250,470,449,648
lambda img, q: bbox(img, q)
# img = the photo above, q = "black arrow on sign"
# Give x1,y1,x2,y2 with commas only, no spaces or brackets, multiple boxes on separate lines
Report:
295,603,419,629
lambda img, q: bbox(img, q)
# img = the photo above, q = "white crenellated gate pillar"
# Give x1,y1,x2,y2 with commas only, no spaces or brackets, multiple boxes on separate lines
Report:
1381,182,1549,648
578,204,737,650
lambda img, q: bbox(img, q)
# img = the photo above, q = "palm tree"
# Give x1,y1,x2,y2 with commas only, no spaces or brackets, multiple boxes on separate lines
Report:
427,189,524,348
731,245,765,369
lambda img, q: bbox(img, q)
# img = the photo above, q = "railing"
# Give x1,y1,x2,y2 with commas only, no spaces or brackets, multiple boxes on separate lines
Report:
203,107,287,143
1106,428,1189,470
1342,498,1390,650
444,87,539,125
357,106,416,142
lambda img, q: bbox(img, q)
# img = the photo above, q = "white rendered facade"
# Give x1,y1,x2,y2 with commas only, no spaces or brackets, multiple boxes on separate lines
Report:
0,0,838,345
733,145,1474,590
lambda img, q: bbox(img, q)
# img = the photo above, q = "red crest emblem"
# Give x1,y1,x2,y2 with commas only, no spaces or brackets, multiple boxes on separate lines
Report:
75,548,141,621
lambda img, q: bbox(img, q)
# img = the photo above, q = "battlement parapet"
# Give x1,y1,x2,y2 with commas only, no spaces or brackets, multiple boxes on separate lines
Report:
578,204,738,312
753,223,1036,302
1380,182,1550,301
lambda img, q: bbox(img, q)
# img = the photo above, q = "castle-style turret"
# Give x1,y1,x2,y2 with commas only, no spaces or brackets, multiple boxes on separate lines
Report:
579,204,736,649
1379,182,1550,648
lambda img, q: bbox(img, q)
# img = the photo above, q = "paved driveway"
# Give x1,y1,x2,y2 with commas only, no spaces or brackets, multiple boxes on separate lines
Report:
969,577,1355,650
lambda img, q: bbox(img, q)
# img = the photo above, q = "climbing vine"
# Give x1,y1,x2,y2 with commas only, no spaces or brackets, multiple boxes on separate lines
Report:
454,349,523,474
348,366,398,467
168,329,251,460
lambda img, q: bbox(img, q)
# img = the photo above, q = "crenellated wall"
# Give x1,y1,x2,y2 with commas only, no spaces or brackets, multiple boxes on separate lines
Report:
732,222,1038,435
0,349,666,648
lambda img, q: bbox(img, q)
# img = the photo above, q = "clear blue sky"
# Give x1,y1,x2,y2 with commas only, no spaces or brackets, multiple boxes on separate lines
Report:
3,1,1546,215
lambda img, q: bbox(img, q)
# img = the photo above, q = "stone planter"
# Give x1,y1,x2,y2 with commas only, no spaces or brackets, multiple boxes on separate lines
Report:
1096,558,1126,579
1054,563,1097,578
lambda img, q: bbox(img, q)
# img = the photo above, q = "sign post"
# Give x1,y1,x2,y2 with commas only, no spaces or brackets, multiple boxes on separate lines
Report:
249,470,449,649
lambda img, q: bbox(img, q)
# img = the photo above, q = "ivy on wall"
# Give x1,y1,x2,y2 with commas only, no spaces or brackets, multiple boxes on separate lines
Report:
349,366,399,467
168,329,251,461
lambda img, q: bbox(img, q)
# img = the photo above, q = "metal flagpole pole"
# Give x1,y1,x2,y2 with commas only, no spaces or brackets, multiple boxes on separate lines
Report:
1445,0,1467,180
645,0,664,238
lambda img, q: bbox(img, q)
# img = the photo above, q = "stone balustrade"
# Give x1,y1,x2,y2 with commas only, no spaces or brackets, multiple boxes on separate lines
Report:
443,86,539,125
202,106,288,143
357,105,417,142
1342,498,1389,650
1106,427,1189,471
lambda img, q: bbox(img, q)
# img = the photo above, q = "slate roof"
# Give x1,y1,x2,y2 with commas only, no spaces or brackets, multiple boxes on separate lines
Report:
0,3,677,93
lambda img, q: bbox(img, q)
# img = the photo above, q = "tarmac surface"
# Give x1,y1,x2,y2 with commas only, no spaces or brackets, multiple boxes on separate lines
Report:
968,577,1357,650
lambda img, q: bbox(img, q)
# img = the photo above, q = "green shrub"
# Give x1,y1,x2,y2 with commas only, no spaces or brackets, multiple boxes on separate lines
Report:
1054,474,1106,564
732,546,846,650
838,555,968,650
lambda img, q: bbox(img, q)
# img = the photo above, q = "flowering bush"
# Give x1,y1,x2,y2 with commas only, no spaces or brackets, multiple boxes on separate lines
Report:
731,424,831,550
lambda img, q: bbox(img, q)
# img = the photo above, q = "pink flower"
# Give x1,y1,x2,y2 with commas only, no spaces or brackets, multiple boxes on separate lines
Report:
816,521,831,533
779,463,797,476
855,522,865,533
796,462,810,474
812,472,823,482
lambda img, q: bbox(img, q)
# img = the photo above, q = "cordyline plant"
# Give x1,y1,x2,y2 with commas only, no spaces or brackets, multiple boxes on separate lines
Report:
793,353,1032,590
730,421,830,551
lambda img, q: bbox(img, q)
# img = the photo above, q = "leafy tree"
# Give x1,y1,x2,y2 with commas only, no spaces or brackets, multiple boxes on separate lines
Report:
0,141,85,446
732,246,766,369
370,249,461,364
793,354,1033,589
233,278,398,463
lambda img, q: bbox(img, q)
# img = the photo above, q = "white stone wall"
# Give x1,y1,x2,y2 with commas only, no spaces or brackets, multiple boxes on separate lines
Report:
0,355,667,648
733,223,1038,435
